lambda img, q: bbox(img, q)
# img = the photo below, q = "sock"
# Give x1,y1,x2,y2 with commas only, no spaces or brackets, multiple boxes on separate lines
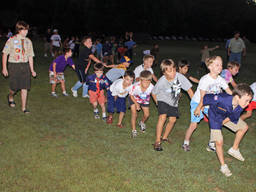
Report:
63,91,67,94
94,108,99,113
184,140,189,145
102,112,106,118
51,92,56,94
221,164,227,169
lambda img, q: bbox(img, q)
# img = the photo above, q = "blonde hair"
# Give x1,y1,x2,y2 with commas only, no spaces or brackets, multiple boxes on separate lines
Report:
205,56,222,67
160,59,176,73
140,70,152,81
143,54,155,61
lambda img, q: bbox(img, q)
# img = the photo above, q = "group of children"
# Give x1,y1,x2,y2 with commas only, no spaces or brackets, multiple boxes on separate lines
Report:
48,41,255,178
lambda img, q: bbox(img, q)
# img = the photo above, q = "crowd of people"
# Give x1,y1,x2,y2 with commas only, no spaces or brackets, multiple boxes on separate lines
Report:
1,21,255,177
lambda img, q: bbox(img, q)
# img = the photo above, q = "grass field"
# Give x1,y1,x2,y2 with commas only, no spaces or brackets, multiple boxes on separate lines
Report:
0,39,255,192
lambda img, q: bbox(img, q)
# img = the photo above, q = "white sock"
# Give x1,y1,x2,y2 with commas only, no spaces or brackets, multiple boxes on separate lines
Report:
221,164,227,169
51,92,56,94
94,108,99,113
184,140,189,145
63,91,67,94
102,112,106,118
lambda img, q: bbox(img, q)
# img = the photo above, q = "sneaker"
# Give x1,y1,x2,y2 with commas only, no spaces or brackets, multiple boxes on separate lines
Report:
44,53,48,57
62,92,69,96
102,116,107,122
138,121,146,132
182,144,190,152
71,89,78,97
154,142,163,151
206,142,216,152
82,94,89,98
220,164,232,177
131,130,137,138
227,148,245,161
51,92,58,97
106,116,113,124
94,112,100,119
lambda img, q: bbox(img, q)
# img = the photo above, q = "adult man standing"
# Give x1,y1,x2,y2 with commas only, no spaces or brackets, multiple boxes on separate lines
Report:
228,31,246,65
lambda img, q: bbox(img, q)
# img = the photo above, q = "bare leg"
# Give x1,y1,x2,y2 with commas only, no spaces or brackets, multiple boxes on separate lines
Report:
162,116,176,140
117,112,125,125
8,89,16,107
184,122,198,142
51,83,57,93
99,103,106,114
216,140,225,165
130,104,137,131
155,114,167,143
232,125,248,150
60,80,66,93
21,89,28,111
240,111,252,121
141,107,150,123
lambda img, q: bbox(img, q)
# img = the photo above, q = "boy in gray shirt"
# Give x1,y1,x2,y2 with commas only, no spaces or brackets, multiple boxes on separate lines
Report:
151,59,193,151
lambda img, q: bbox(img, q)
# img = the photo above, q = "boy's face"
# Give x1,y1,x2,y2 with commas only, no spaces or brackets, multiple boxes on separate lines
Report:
230,66,239,76
208,57,223,75
164,65,176,80
20,29,28,37
237,94,252,109
67,50,73,57
140,79,151,89
84,38,93,48
95,70,103,78
123,62,130,68
179,65,189,75
123,76,134,86
144,58,154,69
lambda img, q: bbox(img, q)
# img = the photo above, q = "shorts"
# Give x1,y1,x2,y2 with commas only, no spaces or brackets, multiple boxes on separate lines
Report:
49,71,65,84
89,90,106,105
190,100,208,123
245,101,256,111
210,118,247,142
157,101,179,117
8,62,31,91
52,45,61,53
128,96,149,108
107,91,126,113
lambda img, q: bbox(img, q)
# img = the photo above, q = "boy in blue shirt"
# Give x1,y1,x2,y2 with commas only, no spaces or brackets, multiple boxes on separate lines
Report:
203,83,253,177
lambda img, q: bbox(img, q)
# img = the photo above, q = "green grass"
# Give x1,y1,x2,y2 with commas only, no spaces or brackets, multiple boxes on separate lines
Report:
0,39,255,192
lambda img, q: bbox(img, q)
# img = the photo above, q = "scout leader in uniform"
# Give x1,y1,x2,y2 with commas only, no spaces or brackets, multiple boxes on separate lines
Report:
2,21,36,114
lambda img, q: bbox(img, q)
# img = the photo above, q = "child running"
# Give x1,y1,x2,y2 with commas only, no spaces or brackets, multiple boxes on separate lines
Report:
133,54,158,82
129,70,155,138
203,83,252,177
152,59,194,151
220,61,240,88
178,59,199,84
49,48,75,97
106,71,135,127
86,63,110,120
183,56,232,152
241,82,256,120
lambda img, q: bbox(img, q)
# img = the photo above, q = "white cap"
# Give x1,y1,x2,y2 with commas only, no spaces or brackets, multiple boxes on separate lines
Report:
53,29,58,33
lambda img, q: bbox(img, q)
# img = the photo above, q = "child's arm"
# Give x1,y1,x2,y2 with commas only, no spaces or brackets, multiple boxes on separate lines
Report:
230,80,237,88
52,62,57,78
151,93,158,106
152,74,158,82
222,117,230,125
85,59,91,74
104,64,119,68
186,88,194,99
71,64,75,70
130,95,141,111
188,76,199,84
225,87,232,95
209,45,219,51
194,89,206,117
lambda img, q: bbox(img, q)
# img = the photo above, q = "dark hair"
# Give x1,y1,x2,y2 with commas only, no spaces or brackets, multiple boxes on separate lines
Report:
124,70,135,79
232,83,253,98
234,31,240,35
178,59,190,68
15,21,29,33
81,36,91,44
227,61,240,69
94,63,104,71
63,48,72,54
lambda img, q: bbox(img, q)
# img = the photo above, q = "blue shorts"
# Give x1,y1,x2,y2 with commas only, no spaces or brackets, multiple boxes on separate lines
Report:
190,100,208,123
107,90,126,113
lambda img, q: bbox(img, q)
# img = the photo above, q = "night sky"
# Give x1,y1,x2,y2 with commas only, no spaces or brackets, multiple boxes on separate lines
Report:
0,0,256,41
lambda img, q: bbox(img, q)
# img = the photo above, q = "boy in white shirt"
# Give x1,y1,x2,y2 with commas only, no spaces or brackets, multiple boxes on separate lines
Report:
106,71,135,127
133,54,158,82
183,56,232,152
129,70,156,137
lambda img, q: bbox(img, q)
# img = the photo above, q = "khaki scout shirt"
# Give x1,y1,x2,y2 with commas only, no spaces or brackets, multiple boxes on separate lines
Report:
2,34,35,63
228,37,245,53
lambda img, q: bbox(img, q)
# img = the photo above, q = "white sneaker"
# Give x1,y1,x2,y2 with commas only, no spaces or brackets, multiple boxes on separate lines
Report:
44,53,48,57
220,164,232,177
138,121,146,132
62,92,69,96
71,89,78,97
206,142,216,152
131,130,137,138
227,148,245,161
51,92,58,97
82,94,89,98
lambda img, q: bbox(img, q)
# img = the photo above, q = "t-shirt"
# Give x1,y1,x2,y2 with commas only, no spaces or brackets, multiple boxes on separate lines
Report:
96,43,102,55
250,82,256,102
152,73,192,107
77,46,92,67
51,34,61,47
192,74,229,103
228,38,245,53
110,79,133,98
106,68,125,82
203,93,243,130
129,82,154,105
86,74,109,92
124,40,136,50
134,64,154,79
220,69,233,84
201,48,215,62
68,40,75,50
49,55,74,73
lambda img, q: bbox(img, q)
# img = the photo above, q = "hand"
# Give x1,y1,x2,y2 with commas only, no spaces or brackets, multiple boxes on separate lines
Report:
2,68,8,77
135,103,141,111
102,62,107,67
194,107,201,117
31,70,37,77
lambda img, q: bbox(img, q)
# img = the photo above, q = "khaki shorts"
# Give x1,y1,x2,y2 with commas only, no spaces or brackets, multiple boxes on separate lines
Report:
210,118,247,142
49,71,65,84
